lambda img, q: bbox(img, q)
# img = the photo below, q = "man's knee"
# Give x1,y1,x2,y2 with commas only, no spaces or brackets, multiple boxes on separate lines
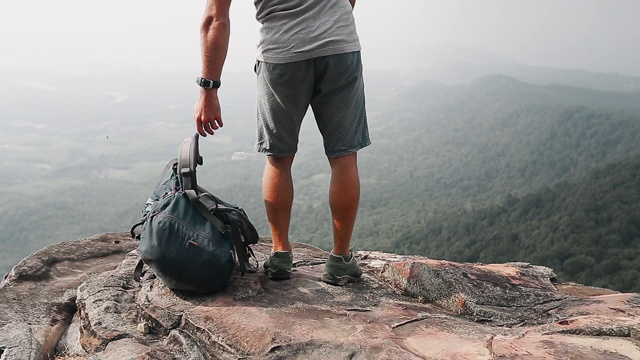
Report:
267,155,295,168
328,152,358,171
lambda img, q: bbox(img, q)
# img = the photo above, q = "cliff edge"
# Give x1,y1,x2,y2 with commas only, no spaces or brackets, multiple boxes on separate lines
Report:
0,232,639,359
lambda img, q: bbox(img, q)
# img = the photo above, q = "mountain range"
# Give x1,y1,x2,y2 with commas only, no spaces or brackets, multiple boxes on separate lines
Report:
1,53,639,291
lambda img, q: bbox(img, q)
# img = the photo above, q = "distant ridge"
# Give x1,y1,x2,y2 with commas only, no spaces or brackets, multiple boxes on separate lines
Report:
383,44,640,92
466,74,640,114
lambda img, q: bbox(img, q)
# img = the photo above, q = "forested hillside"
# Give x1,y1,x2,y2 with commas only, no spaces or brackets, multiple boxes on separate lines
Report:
354,76,640,292
1,70,639,292
390,153,640,292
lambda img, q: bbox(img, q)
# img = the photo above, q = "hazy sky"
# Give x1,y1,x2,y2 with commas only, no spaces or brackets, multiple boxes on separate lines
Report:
1,0,639,76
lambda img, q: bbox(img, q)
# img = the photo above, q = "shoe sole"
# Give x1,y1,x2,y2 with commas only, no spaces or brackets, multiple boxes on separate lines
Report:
322,273,360,286
265,268,292,280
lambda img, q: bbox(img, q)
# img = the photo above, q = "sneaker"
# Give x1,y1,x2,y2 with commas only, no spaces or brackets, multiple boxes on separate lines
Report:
322,252,362,286
263,251,293,280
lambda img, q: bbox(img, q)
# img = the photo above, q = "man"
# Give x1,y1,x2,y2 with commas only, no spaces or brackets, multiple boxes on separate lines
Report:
194,0,370,286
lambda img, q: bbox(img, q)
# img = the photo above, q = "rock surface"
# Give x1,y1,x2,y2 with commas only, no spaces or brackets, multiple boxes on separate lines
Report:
0,232,639,359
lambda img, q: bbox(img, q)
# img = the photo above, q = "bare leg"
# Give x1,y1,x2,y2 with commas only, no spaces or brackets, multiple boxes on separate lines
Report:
328,153,360,256
262,155,295,252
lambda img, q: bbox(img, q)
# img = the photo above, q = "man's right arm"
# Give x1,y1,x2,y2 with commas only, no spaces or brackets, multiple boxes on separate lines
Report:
194,0,232,137
349,0,356,9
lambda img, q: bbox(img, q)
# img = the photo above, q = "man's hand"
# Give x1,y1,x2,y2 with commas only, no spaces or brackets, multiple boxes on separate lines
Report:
194,89,224,137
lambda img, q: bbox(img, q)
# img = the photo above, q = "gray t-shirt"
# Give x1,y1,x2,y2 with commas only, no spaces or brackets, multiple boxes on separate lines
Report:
254,0,361,63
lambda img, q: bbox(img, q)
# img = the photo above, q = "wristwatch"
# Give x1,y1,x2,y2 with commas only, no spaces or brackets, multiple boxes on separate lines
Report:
196,77,221,89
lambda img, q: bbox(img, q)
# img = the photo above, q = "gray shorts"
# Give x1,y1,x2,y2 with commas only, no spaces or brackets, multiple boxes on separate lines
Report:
254,51,370,158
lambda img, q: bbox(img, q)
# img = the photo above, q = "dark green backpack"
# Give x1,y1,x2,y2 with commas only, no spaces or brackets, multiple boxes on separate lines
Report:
131,133,258,293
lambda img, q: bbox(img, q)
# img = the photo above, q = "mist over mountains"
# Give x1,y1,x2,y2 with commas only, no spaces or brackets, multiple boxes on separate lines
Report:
387,44,640,92
1,54,639,291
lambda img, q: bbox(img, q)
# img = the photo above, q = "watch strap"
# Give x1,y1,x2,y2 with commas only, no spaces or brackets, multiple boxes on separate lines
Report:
196,77,221,89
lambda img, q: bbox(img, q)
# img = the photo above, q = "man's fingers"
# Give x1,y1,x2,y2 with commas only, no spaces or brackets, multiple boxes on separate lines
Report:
196,117,209,137
196,117,223,136
203,120,215,135
207,118,222,130
197,121,207,137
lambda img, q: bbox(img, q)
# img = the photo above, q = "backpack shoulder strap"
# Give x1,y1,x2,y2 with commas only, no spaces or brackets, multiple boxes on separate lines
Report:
228,214,258,275
184,189,228,235
233,209,260,245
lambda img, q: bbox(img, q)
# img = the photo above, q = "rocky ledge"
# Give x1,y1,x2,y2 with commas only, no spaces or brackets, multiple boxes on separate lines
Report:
0,232,639,359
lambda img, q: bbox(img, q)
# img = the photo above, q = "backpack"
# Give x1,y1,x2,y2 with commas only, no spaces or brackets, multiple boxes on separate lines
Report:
130,133,259,293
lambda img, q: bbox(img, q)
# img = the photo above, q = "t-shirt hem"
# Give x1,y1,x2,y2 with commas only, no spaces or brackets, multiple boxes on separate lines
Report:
257,44,362,64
